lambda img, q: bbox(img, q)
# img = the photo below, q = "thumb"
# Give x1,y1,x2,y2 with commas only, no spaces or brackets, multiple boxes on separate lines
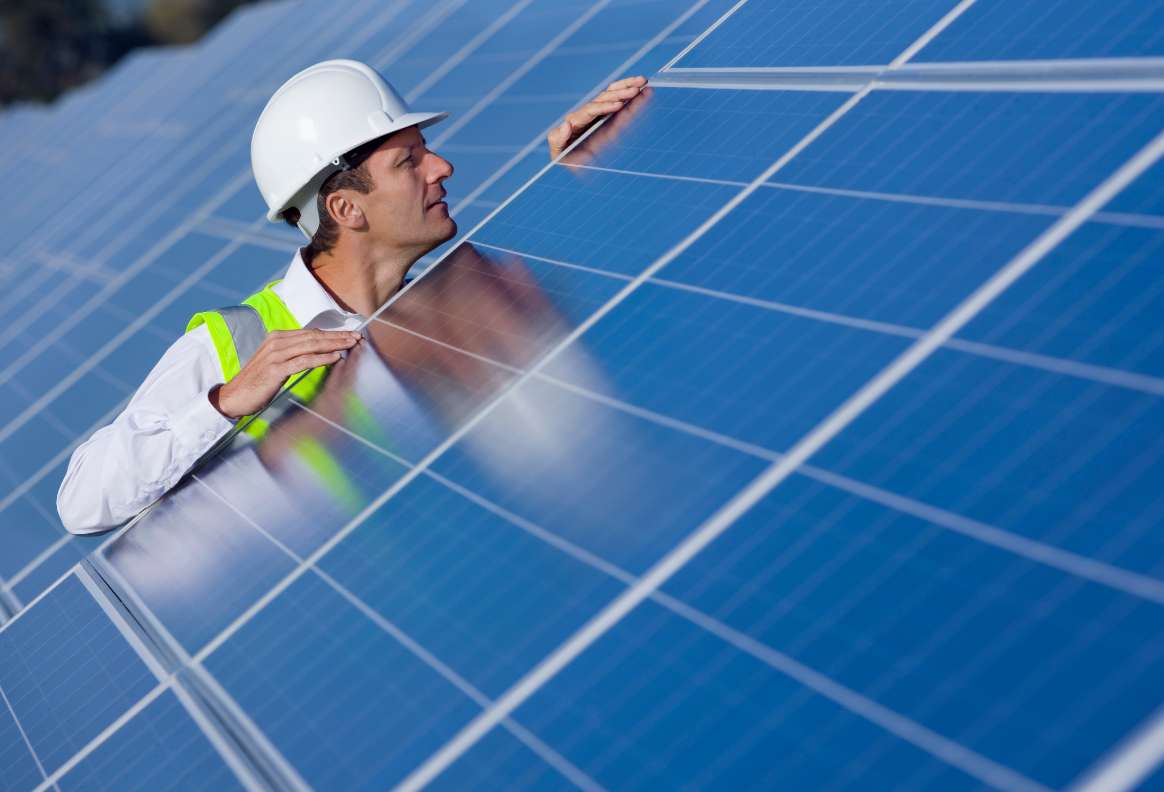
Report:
552,120,572,145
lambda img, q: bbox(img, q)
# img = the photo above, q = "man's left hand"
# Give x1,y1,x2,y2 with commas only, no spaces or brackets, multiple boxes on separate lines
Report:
548,75,648,159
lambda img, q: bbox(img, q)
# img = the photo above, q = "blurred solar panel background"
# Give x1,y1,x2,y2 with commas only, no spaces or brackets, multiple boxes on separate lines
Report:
4,0,1164,790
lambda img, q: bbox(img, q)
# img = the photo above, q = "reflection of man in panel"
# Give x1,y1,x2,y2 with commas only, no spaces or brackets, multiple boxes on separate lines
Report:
57,59,646,535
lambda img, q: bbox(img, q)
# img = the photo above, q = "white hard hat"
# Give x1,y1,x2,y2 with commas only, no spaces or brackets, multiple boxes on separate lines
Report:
251,59,448,239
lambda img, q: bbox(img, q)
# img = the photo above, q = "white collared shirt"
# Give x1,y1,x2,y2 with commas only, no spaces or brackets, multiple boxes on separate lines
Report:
57,249,363,535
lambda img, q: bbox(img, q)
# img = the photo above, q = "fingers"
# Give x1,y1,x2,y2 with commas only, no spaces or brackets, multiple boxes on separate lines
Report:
548,119,573,156
282,350,346,375
566,100,624,129
547,76,647,159
265,330,360,361
592,84,644,104
607,75,647,91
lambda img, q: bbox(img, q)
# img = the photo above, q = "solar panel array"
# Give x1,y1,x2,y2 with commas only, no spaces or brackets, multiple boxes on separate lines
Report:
3,0,1164,789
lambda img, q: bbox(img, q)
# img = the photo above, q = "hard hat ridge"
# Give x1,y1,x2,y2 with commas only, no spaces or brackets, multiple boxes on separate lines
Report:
251,59,448,239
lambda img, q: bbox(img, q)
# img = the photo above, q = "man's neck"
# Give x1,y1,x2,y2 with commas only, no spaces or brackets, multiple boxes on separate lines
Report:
307,241,418,317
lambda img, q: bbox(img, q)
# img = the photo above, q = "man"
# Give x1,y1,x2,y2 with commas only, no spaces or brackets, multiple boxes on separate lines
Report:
57,59,646,534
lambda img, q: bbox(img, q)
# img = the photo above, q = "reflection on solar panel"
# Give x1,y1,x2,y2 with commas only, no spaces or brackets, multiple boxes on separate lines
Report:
3,0,1164,788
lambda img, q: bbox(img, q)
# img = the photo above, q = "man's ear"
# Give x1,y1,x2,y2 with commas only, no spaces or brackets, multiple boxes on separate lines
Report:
324,190,366,230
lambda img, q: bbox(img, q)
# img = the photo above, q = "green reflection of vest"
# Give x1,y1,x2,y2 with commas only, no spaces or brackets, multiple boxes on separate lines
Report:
186,280,361,514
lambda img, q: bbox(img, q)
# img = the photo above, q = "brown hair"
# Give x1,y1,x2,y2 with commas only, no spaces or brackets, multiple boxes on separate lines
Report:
281,135,386,257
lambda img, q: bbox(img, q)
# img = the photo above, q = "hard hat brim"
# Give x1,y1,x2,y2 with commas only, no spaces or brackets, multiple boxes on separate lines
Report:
265,109,450,228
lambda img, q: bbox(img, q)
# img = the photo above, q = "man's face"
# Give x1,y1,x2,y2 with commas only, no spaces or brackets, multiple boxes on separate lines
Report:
355,126,456,254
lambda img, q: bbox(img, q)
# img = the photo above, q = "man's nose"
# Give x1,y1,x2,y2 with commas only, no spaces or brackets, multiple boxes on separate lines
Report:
426,151,454,182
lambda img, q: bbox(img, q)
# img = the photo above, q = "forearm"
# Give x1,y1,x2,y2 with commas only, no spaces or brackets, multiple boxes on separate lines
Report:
57,390,233,534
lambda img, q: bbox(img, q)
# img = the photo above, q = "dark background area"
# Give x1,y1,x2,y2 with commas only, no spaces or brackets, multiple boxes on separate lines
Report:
0,0,257,107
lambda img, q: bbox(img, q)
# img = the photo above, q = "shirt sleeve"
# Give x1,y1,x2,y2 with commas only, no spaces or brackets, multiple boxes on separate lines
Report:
56,325,236,534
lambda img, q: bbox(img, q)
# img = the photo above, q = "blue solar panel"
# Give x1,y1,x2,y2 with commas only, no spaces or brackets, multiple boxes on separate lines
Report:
57,691,245,791
773,91,1164,205
673,1,956,68
0,695,42,792
203,572,483,790
915,0,1164,61
0,574,157,779
959,222,1164,379
5,0,1164,788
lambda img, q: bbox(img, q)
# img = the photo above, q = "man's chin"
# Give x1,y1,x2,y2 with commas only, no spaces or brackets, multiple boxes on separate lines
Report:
415,217,458,257
435,215,458,243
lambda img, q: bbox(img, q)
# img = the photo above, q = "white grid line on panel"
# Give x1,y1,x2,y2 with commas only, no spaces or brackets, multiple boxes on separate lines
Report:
369,0,467,70
0,680,55,791
2,10,289,296
880,78,1164,93
289,390,1050,792
196,221,303,253
891,0,978,68
449,0,718,218
0,395,128,588
0,567,80,639
75,565,168,682
404,0,539,103
31,682,170,792
655,70,1164,94
179,662,316,792
347,0,425,60
189,472,607,792
660,0,750,71
430,0,618,149
910,56,1164,73
662,56,1164,78
166,681,268,792
560,162,1164,231
762,181,1164,231
1071,702,1164,792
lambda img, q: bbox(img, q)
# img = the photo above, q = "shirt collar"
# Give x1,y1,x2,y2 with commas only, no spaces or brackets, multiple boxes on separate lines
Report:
273,248,364,330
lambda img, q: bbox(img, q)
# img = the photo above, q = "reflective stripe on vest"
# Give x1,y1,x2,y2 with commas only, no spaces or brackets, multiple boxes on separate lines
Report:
186,281,364,515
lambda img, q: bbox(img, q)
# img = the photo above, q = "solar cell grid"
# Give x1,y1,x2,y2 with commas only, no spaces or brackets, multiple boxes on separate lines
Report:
55,690,246,792
914,0,1164,62
0,574,158,777
672,0,957,68
5,0,1164,788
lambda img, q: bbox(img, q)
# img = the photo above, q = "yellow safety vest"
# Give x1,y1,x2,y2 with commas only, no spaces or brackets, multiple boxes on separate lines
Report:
187,280,329,438
186,280,362,513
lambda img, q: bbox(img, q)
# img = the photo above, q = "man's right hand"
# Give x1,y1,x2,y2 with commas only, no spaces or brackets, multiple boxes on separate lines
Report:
210,328,361,419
